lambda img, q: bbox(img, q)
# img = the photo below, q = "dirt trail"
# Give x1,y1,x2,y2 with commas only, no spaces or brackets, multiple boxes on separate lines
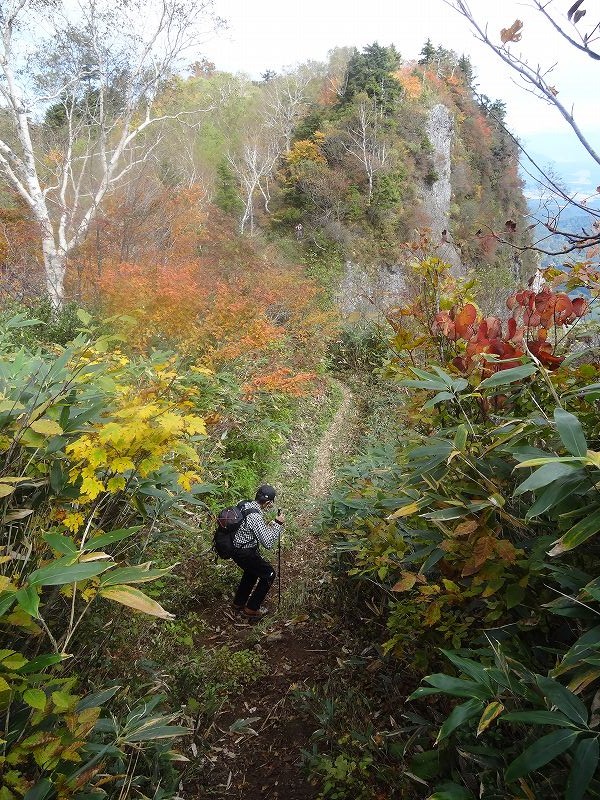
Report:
309,381,353,502
191,380,355,799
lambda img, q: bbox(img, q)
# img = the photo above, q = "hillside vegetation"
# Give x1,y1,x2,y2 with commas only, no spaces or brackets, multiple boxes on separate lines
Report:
1,26,599,800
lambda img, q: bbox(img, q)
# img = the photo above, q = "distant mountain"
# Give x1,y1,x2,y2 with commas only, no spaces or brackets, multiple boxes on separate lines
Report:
527,197,600,267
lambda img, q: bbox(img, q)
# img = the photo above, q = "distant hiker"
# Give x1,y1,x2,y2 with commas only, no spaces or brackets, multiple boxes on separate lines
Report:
231,484,285,619
295,222,303,240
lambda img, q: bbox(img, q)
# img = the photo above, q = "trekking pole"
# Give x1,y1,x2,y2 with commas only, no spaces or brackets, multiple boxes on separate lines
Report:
277,509,282,610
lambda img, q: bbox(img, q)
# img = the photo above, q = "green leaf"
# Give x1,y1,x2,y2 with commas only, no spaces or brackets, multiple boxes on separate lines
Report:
425,673,491,700
23,779,53,800
505,583,525,609
43,532,77,554
76,308,92,326
423,391,454,409
478,363,538,389
536,676,588,725
566,737,599,800
100,564,173,587
427,783,474,800
76,685,121,711
436,698,484,743
16,587,40,618
23,688,47,710
0,676,10,692
505,728,580,783
83,526,141,550
440,650,494,690
29,418,63,436
501,710,578,727
454,425,468,451
548,508,600,556
400,379,448,392
28,557,113,587
51,690,76,710
18,653,64,673
514,463,579,497
123,722,189,742
0,591,16,617
525,477,585,520
555,409,588,457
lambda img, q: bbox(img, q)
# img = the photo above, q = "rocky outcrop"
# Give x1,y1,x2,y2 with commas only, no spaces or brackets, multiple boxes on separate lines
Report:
336,104,464,315
335,260,405,317
422,103,462,271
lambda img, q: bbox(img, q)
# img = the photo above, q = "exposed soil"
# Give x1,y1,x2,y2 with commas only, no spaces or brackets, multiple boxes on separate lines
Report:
188,381,355,799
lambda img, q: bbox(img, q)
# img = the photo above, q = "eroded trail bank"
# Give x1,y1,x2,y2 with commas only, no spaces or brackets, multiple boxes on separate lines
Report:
189,380,357,799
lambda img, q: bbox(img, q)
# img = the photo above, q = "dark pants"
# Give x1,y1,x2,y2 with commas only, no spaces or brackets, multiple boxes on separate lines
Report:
231,548,275,611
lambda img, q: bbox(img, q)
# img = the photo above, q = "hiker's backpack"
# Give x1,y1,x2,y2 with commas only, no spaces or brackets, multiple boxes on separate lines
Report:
213,501,259,559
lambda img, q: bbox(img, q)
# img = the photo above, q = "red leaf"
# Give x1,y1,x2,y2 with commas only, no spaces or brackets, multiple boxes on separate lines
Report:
455,303,478,338
572,297,588,317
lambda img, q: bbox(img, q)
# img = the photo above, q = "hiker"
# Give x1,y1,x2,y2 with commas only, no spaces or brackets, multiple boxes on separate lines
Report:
231,484,285,619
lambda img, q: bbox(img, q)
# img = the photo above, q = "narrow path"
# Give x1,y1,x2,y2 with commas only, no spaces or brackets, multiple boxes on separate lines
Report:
309,380,354,502
191,379,356,799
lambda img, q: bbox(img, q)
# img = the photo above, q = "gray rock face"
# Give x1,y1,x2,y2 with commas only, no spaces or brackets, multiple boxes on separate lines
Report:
422,103,462,271
335,103,463,316
335,260,405,317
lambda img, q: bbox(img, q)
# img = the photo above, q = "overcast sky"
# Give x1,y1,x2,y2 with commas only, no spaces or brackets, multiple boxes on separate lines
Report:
201,0,600,193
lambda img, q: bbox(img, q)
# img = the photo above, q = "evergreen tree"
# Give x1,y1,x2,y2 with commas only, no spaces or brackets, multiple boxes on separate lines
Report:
458,53,475,87
341,42,401,114
418,39,436,65
215,160,242,215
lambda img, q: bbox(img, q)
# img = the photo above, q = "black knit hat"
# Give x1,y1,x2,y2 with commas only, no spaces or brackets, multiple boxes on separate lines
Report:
256,484,276,502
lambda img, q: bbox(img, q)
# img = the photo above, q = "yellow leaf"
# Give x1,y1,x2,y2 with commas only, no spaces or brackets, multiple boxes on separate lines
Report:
185,415,206,436
386,502,420,520
79,476,104,500
424,601,441,626
107,476,126,493
99,585,174,619
0,484,15,498
79,552,111,562
477,701,504,736
0,399,24,412
109,457,134,473
587,450,600,468
391,573,417,592
30,419,63,436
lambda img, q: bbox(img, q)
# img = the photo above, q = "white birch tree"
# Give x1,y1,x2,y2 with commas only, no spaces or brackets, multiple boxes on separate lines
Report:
341,98,389,204
0,0,218,309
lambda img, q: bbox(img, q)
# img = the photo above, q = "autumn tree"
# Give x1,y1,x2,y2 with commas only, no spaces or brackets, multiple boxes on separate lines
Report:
340,97,391,204
0,0,218,310
227,71,310,234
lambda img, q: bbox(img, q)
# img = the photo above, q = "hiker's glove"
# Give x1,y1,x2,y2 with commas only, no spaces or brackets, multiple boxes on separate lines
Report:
275,513,285,525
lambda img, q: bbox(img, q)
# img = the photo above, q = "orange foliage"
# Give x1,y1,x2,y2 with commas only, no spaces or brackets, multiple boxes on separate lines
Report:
393,68,422,100
242,368,315,399
80,188,334,399
0,197,44,299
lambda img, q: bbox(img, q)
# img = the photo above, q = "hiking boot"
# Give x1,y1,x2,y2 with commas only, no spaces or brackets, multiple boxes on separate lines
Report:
242,607,267,620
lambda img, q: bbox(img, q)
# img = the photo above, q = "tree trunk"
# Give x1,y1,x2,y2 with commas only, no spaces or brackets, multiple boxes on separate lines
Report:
42,239,66,312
